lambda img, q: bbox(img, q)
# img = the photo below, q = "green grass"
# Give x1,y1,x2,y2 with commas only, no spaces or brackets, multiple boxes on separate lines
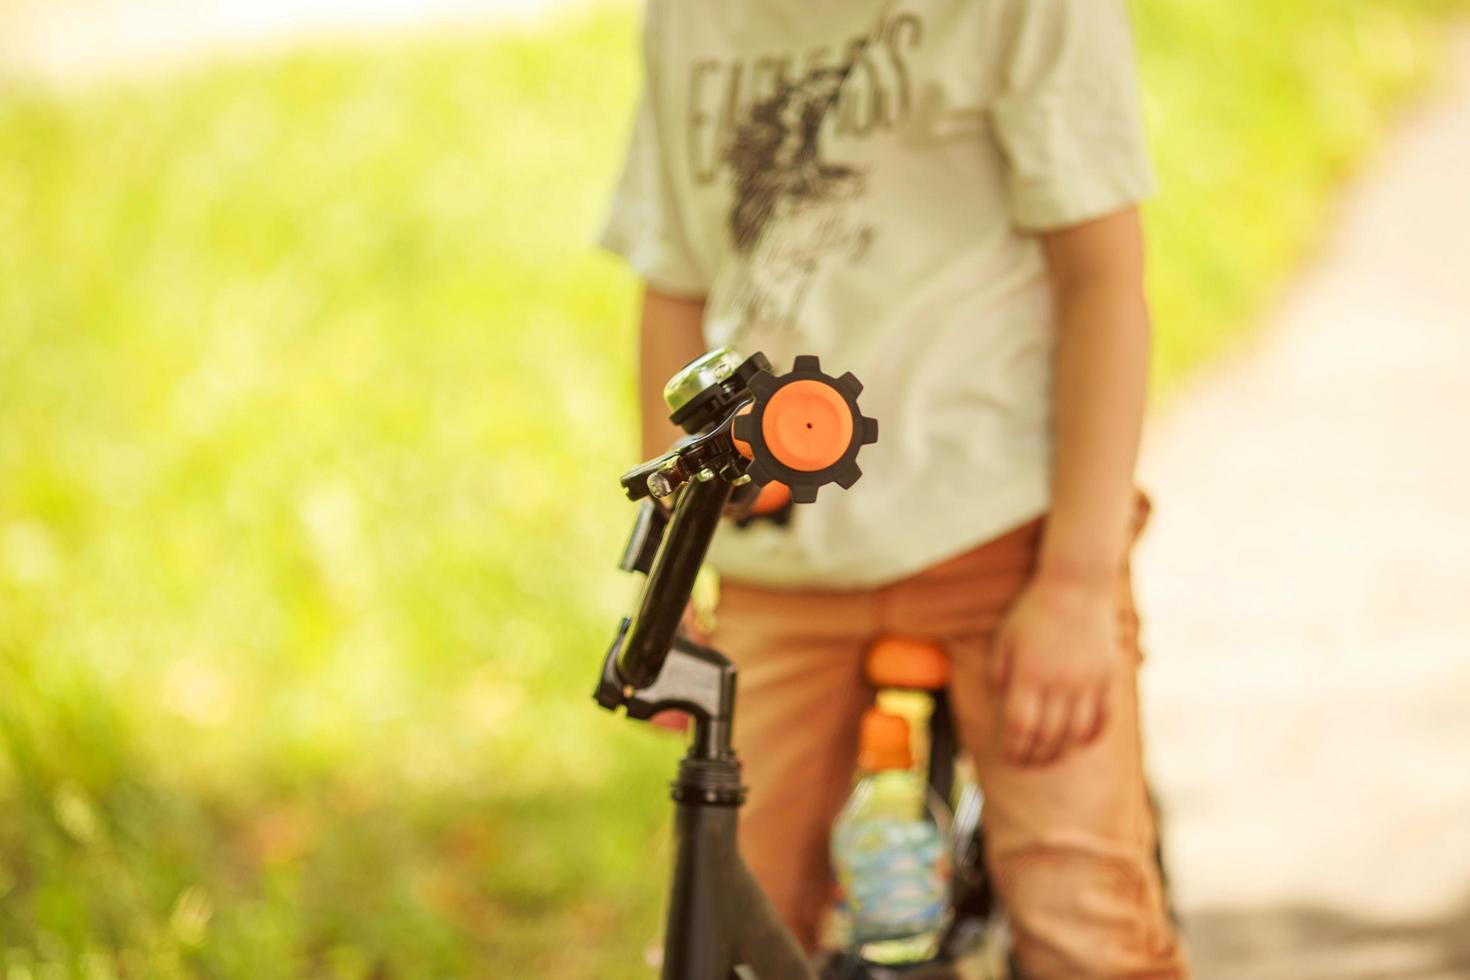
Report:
0,2,1463,976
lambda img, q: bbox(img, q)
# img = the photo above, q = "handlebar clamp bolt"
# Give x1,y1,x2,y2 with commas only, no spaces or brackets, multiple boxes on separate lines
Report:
647,471,675,498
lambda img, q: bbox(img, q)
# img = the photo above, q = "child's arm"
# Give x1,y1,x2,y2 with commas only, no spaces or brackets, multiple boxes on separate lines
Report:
989,207,1150,766
638,286,707,461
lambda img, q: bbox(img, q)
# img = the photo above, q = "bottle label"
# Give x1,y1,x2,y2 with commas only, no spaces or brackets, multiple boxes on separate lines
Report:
834,817,948,943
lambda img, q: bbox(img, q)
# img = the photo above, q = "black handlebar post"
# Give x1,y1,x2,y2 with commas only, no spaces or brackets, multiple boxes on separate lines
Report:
616,474,732,688
594,349,881,980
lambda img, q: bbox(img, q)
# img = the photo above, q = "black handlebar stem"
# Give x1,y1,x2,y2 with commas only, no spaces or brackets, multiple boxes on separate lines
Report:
616,474,732,689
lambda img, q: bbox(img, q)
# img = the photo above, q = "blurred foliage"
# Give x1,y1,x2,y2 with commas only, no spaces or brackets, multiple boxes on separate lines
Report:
0,1,1464,976
1134,0,1468,380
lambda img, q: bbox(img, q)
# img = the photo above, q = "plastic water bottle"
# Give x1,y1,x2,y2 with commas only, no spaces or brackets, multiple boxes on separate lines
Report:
831,709,952,965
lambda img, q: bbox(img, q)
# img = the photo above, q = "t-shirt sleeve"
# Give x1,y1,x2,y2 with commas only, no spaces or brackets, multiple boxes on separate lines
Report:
988,0,1156,232
597,3,710,297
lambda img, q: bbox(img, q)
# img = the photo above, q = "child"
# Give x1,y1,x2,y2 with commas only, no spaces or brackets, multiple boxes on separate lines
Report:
600,1,1188,976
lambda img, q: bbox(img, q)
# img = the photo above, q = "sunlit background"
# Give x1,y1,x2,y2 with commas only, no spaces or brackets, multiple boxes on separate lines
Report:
1,1,1467,977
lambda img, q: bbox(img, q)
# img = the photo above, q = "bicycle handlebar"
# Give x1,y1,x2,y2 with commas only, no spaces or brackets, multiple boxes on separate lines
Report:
609,349,877,693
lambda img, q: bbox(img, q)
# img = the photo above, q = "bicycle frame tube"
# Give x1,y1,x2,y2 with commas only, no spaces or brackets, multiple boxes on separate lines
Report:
664,797,817,980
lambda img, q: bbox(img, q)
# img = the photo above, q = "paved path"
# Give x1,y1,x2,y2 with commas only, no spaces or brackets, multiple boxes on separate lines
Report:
1136,27,1470,980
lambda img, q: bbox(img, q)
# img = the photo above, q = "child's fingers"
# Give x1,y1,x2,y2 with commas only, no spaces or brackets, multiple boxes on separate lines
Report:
680,603,709,646
986,629,1013,692
1002,684,1042,762
1026,692,1071,766
1069,688,1102,747
1089,683,1111,743
649,710,690,735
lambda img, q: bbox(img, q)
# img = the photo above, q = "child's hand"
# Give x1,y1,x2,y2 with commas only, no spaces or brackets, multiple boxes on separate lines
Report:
988,575,1117,766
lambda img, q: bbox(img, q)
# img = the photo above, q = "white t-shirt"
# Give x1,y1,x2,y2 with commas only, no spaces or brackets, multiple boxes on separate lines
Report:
600,0,1155,589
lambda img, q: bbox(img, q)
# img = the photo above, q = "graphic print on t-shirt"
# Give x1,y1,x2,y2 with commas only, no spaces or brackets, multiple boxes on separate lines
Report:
721,56,872,349
724,62,862,256
697,7,928,350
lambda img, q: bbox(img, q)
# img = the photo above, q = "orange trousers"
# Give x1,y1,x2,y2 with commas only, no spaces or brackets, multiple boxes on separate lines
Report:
709,500,1189,978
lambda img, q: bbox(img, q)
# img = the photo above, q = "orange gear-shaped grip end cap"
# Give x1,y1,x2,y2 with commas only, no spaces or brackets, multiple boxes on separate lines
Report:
760,379,854,472
865,636,950,691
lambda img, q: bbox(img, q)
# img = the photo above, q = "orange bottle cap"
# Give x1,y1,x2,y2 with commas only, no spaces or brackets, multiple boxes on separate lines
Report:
858,709,913,772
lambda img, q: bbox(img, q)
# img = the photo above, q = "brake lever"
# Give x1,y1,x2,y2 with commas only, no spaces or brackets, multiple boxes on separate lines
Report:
619,498,670,574
618,402,752,503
